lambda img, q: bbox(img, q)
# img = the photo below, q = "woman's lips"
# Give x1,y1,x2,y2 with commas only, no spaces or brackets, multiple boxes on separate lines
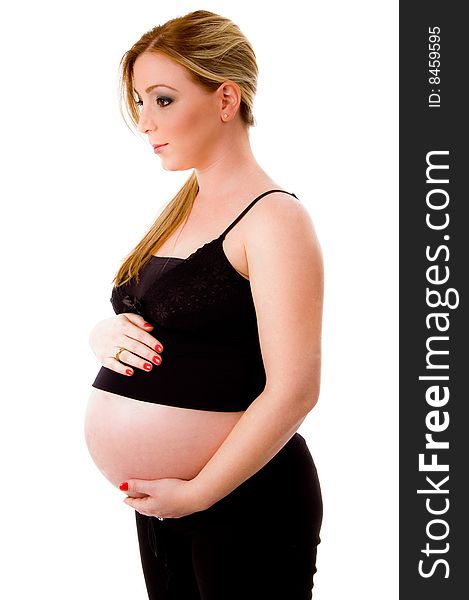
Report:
153,144,168,154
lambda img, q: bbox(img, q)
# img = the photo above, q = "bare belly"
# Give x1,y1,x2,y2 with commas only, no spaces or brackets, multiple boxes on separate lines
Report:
84,387,244,494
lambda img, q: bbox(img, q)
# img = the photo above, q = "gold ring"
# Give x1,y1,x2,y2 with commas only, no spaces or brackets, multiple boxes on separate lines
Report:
115,347,125,362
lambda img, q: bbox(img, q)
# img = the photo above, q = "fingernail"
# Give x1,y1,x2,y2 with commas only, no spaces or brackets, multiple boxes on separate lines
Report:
152,355,161,365
143,322,153,328
155,344,163,352
119,482,129,491
143,362,153,371
126,369,133,376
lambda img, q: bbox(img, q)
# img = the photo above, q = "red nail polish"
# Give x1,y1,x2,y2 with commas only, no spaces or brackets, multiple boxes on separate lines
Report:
126,369,133,376
143,323,153,328
143,362,152,371
119,482,129,491
155,344,163,352
152,355,161,364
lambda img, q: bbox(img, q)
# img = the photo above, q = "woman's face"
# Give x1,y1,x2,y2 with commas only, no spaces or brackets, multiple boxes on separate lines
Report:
133,51,223,171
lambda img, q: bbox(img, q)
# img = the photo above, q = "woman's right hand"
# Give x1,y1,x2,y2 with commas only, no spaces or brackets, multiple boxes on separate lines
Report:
88,313,163,375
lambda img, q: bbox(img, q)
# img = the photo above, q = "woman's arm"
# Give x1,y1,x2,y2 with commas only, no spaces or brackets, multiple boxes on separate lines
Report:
192,193,324,509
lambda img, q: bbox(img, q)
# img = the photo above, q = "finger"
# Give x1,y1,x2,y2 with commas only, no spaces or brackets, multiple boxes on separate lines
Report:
118,482,148,498
117,334,164,370
122,312,154,332
110,334,163,372
123,498,152,516
102,352,137,376
108,347,156,374
125,478,151,496
123,334,164,364
120,317,165,354
126,491,149,498
123,496,145,508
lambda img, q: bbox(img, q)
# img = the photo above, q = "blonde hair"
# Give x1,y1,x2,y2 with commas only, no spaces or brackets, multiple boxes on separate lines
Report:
113,9,258,287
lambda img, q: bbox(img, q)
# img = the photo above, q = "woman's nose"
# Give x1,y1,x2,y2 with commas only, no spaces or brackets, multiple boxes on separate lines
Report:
137,107,154,134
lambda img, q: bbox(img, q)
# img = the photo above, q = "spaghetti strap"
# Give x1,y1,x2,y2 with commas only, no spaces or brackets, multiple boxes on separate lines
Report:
220,189,299,239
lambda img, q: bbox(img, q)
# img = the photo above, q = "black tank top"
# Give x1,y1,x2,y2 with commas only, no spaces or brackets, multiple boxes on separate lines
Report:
91,189,299,411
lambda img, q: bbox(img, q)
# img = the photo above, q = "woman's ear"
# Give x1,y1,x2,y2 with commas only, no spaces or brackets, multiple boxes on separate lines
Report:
217,80,241,120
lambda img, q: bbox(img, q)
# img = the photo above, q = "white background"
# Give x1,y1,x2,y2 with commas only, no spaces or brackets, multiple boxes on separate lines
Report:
1,1,398,598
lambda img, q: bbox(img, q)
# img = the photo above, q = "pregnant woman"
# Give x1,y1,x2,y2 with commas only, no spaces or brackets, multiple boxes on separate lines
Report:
84,9,324,600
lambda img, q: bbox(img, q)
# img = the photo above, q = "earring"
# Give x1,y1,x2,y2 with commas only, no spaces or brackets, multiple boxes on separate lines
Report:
223,113,228,119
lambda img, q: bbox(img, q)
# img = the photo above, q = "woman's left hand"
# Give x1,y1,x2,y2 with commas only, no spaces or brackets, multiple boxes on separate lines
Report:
120,477,206,519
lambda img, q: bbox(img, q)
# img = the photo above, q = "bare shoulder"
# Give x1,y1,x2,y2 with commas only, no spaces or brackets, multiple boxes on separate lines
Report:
244,190,322,266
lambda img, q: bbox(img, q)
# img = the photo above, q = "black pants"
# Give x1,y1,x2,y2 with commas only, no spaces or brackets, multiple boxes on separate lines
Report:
135,433,323,599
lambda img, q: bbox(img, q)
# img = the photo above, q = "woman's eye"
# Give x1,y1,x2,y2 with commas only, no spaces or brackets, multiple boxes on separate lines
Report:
156,96,172,107
135,97,172,108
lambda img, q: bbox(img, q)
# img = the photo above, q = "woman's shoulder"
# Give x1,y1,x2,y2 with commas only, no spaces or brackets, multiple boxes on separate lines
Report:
242,185,320,259
244,185,309,229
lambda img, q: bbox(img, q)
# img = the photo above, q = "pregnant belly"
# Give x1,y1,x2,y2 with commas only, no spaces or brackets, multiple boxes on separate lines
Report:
84,387,244,494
